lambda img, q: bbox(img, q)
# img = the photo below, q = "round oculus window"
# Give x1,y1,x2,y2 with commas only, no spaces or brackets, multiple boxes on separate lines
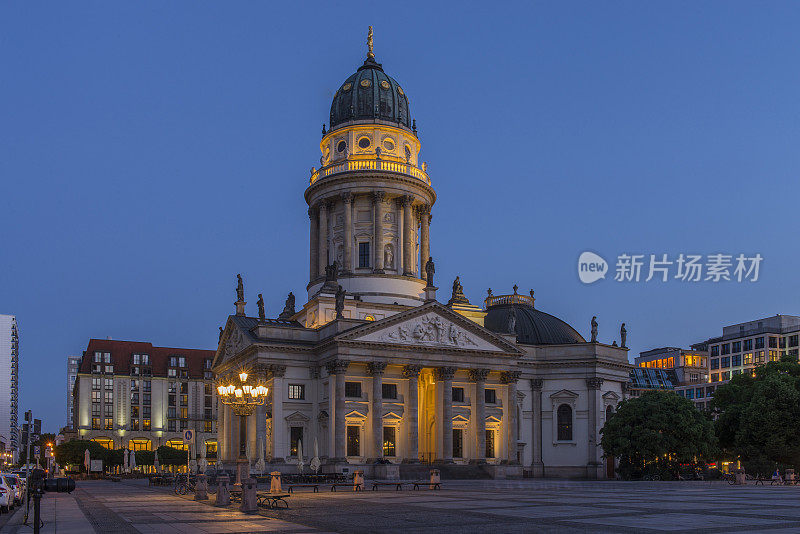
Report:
383,139,395,151
380,80,390,90
358,137,371,149
337,141,347,153
397,86,404,95
360,79,371,88
342,82,352,91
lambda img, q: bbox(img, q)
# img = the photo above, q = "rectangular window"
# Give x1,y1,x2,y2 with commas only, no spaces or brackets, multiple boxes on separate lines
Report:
345,382,362,398
92,418,101,429
130,419,139,431
169,356,177,367
453,428,463,458
290,426,304,456
721,371,730,381
204,382,212,395
143,393,151,405
168,407,176,419
104,418,113,430
756,337,765,349
91,403,100,416
180,394,188,406
179,357,186,367
358,242,370,269
143,380,151,392
143,419,151,431
382,426,396,457
743,339,753,351
720,357,730,368
677,389,684,397
168,394,176,407
732,369,742,376
452,387,465,403
732,354,741,367
168,369,177,378
92,378,101,390
769,337,778,349
485,429,495,458
105,365,114,374
696,388,704,398
710,345,720,357
710,359,719,370
104,353,111,363
721,344,730,355
790,335,799,347
180,382,188,394
288,384,305,400
131,379,138,391
204,396,212,408
484,389,497,404
204,408,212,420
92,391,100,403
686,389,694,399
204,421,212,432
743,353,753,365
732,341,741,353
131,406,139,418
711,373,719,382
168,420,176,432
204,359,213,370
104,378,113,390
755,351,765,363
382,383,397,400
180,407,188,419
104,391,113,403
769,350,780,362
780,337,787,349
94,352,102,363
346,425,360,457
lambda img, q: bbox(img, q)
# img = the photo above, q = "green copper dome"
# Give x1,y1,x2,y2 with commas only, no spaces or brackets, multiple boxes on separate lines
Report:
329,56,413,132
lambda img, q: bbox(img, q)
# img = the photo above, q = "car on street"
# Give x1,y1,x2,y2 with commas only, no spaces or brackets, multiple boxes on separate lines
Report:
3,475,22,505
0,476,14,512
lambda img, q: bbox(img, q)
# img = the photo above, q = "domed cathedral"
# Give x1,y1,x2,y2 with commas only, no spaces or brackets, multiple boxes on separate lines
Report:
213,29,632,481
302,27,433,326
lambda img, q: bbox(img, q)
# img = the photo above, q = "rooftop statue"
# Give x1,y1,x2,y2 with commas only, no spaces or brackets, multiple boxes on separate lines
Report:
335,285,346,319
591,316,598,343
257,294,265,321
425,257,435,288
279,292,296,320
620,323,627,348
236,274,244,302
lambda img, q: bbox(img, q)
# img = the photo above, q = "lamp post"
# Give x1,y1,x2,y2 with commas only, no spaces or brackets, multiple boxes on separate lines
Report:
216,371,268,483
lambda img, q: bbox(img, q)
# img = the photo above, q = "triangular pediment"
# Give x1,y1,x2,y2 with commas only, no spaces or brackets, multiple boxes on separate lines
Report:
550,389,579,400
285,411,310,423
337,302,521,354
212,315,258,369
602,391,620,402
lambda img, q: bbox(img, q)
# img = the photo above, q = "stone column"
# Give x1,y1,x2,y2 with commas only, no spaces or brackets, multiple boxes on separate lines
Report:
217,401,227,461
419,205,430,279
368,362,387,460
469,368,490,462
586,377,604,479
402,365,422,462
501,371,522,464
373,191,385,272
402,196,414,276
434,367,456,462
531,379,544,476
309,207,319,281
270,365,286,460
318,200,329,276
326,360,350,461
342,193,353,273
255,402,267,464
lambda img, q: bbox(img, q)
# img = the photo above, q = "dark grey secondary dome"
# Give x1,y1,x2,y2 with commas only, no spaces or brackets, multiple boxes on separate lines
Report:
329,56,412,131
485,300,585,345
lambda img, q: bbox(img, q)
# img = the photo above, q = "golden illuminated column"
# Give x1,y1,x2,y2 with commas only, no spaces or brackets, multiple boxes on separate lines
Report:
402,196,414,276
434,367,455,462
419,205,430,279
373,191,386,272
309,207,319,281
318,201,329,275
469,368,490,461
500,371,521,463
402,365,422,462
326,359,350,461
368,362,387,460
342,192,353,273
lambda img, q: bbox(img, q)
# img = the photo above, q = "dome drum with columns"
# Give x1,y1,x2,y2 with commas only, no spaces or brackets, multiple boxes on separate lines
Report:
213,30,632,481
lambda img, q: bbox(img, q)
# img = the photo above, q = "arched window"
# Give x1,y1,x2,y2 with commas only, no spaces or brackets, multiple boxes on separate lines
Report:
606,405,614,422
557,404,573,441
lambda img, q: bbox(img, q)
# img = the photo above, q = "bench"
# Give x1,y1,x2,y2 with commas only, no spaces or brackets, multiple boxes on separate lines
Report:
287,484,319,493
371,482,404,491
330,483,363,492
413,481,441,490
257,492,290,509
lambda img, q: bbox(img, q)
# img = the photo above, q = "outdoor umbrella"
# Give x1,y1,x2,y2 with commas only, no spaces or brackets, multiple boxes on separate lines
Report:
123,448,129,472
129,449,137,471
199,442,207,473
84,449,90,473
310,437,321,474
297,439,304,474
254,437,266,474
154,450,160,473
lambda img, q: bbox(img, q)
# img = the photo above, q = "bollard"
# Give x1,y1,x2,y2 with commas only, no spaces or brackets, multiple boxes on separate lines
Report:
215,474,231,506
430,468,441,490
240,478,258,513
194,473,208,501
733,468,746,485
270,471,282,493
353,470,364,491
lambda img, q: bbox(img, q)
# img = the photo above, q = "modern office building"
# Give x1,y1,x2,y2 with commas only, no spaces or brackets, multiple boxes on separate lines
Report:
634,347,710,409
704,315,800,385
72,339,218,456
0,315,19,461
66,356,81,429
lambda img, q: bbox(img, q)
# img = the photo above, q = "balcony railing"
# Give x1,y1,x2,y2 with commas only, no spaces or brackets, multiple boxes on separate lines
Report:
485,293,536,308
310,157,430,186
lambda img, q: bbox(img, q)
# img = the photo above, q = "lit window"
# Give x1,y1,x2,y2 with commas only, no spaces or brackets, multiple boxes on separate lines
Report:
557,404,572,441
382,426,396,456
345,382,362,398
484,389,497,404
288,384,305,400
358,242,370,269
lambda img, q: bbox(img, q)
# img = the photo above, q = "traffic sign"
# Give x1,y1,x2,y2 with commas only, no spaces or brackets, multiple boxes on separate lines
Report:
183,429,194,443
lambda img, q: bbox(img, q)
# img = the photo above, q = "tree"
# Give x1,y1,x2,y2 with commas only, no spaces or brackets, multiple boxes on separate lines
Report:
53,440,112,470
600,390,716,479
711,357,800,474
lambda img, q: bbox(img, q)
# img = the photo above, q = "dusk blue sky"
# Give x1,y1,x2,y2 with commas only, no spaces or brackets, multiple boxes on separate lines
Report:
3,2,800,432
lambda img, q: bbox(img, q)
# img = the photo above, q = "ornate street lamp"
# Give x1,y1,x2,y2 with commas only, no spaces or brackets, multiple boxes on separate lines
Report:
216,371,269,480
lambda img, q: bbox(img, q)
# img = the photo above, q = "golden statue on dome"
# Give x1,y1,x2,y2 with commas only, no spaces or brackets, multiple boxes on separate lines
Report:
367,26,375,59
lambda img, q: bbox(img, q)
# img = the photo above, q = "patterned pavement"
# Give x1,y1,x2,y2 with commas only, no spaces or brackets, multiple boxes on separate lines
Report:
5,478,800,533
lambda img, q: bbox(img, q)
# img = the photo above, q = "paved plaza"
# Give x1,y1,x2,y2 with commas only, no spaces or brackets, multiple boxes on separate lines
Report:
2,478,800,533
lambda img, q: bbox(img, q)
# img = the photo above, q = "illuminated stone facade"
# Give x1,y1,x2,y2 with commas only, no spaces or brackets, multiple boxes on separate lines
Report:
214,34,631,479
